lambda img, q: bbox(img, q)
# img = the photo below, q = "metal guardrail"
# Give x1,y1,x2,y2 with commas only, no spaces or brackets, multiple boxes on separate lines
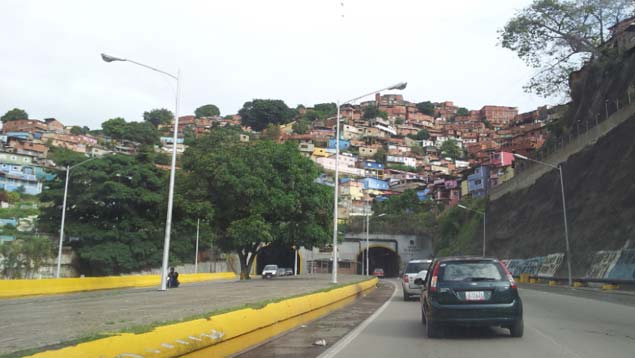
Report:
516,274,635,289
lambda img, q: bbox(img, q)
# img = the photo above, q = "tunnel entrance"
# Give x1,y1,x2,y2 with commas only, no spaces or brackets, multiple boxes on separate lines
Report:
356,246,400,277
256,244,301,275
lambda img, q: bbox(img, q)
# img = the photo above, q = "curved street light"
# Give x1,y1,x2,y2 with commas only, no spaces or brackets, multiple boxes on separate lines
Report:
101,53,180,291
513,153,572,287
331,82,407,284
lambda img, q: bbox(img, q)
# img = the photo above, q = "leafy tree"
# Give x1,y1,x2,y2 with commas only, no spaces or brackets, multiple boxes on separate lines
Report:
143,108,174,127
416,101,435,116
102,117,127,139
101,117,158,145
39,154,171,275
49,147,87,168
456,107,469,116
125,121,160,145
407,129,430,141
303,110,321,121
0,238,49,279
387,164,418,172
440,139,463,159
181,134,333,279
70,126,90,135
260,124,282,141
363,105,388,120
410,145,425,156
499,0,635,97
195,104,221,118
238,99,296,131
292,118,310,134
395,117,405,125
313,103,337,118
482,118,494,130
372,147,386,164
1,108,28,123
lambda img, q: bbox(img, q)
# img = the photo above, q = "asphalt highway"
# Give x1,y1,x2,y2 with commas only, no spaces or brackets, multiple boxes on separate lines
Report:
321,279,635,358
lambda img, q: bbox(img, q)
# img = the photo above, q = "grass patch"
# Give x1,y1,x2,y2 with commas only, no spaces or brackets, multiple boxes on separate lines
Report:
3,276,375,356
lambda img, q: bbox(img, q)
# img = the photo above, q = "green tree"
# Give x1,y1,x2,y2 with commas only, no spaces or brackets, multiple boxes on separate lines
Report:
0,237,52,279
260,124,282,141
303,110,321,121
1,108,28,123
39,154,170,275
182,135,333,279
363,105,388,120
238,99,296,131
456,107,469,116
70,126,90,135
407,129,430,141
194,104,221,118
102,117,127,139
143,108,174,127
482,118,494,129
292,118,310,134
416,101,435,116
125,121,160,145
395,117,405,125
372,147,386,164
440,139,463,159
313,103,337,119
499,0,634,97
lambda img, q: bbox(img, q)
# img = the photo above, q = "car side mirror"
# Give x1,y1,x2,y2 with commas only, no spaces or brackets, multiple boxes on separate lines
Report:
414,278,424,285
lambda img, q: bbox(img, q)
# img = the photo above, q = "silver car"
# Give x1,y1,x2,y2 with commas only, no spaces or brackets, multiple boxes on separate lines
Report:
401,259,432,301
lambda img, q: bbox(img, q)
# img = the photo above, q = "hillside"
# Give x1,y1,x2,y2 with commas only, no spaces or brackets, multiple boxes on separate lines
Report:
486,115,635,276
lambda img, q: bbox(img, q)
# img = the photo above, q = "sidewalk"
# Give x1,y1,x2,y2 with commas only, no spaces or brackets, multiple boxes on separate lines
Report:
0,274,363,356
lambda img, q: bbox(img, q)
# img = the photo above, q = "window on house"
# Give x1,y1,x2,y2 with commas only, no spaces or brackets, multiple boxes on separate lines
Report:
475,179,482,185
339,262,351,269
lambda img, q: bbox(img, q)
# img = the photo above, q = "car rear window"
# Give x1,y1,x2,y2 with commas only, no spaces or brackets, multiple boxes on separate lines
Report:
439,261,503,282
405,262,431,273
264,265,277,270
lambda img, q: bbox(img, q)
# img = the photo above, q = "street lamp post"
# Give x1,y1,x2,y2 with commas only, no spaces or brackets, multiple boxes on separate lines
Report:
513,153,572,287
55,156,100,278
101,53,181,291
457,204,486,257
194,218,200,274
331,82,407,284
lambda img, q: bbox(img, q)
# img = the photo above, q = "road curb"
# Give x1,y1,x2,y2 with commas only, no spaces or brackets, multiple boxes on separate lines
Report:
26,277,378,358
0,272,237,299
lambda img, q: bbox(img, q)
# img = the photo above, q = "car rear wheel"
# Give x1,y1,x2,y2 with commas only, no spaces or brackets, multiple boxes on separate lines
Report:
509,319,524,337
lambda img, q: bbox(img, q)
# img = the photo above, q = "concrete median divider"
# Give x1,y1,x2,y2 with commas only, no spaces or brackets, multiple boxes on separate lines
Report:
26,277,378,358
0,272,237,299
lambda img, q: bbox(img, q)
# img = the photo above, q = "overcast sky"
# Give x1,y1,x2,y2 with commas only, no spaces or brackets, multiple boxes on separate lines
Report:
0,0,557,129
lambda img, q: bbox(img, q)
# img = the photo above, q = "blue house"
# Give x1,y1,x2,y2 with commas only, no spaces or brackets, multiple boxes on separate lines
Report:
361,177,389,191
467,165,490,197
363,161,385,179
328,138,350,151
0,164,54,195
416,188,431,201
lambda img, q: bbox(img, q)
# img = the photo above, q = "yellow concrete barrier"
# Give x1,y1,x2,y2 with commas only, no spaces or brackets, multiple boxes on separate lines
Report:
548,280,559,286
0,272,236,299
601,283,619,290
529,278,538,284
573,281,587,288
519,274,531,283
27,277,378,358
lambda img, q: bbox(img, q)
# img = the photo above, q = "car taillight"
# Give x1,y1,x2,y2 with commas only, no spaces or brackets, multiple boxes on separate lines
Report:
403,274,409,283
429,262,440,293
499,261,517,289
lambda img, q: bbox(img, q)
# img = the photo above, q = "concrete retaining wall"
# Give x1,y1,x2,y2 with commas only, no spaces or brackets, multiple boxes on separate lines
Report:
505,249,635,280
27,277,378,358
0,272,236,298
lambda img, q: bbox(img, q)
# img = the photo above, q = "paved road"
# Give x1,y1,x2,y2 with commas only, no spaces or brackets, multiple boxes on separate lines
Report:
0,274,362,356
323,279,635,358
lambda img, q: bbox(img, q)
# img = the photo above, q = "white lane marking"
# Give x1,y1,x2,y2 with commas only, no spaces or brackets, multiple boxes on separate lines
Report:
317,280,399,358
528,325,582,358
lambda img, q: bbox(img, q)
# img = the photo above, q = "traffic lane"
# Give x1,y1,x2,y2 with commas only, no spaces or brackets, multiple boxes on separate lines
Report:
0,274,363,355
329,280,635,358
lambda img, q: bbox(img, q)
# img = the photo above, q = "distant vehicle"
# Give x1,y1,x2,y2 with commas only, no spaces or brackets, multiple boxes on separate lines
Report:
261,264,278,279
372,268,385,278
402,259,433,301
417,256,523,338
285,268,294,276
276,268,286,277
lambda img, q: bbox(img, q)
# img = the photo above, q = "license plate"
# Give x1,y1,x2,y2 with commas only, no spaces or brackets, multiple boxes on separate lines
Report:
464,291,485,301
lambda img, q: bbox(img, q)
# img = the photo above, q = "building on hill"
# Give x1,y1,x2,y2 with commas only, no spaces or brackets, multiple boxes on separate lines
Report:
480,105,518,126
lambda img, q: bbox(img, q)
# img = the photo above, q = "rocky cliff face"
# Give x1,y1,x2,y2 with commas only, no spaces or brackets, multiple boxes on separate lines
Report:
487,115,635,276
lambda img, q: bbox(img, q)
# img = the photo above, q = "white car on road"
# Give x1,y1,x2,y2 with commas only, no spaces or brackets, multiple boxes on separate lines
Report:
262,264,279,279
401,259,432,301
